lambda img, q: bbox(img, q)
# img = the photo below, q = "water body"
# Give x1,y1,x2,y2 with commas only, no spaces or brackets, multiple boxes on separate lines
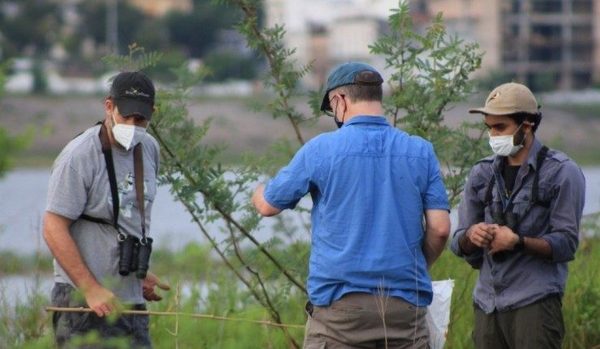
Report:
0,274,53,308
0,167,599,308
1,167,599,256
0,168,310,255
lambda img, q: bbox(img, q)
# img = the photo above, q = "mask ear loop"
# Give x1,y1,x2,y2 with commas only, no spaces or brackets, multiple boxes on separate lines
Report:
333,97,338,121
515,121,535,146
333,96,343,126
110,103,119,128
337,95,347,124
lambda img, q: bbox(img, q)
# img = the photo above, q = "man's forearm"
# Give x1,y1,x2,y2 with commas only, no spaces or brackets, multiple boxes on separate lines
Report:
423,210,450,267
43,213,100,291
252,184,282,217
423,233,448,267
521,236,552,259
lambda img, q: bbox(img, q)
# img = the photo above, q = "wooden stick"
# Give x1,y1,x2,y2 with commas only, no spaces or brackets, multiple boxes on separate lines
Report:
45,306,304,329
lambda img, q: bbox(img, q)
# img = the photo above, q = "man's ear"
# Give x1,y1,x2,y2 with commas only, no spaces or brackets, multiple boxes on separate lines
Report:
523,121,535,133
104,98,114,114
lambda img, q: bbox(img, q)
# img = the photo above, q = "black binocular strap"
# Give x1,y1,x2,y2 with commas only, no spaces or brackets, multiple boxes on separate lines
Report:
100,122,120,231
484,146,549,206
80,122,146,242
483,146,550,227
530,146,549,207
133,144,147,242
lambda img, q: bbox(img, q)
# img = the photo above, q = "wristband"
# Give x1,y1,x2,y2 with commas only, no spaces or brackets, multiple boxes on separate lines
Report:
514,235,525,251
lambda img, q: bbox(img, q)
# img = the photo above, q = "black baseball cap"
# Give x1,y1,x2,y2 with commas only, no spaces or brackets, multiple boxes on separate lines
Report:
109,71,155,120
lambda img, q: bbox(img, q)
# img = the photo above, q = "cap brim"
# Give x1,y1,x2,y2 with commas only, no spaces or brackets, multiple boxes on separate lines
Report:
468,108,487,115
115,98,153,120
468,107,511,116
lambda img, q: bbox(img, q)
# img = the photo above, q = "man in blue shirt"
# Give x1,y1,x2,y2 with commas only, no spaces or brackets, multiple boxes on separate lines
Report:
450,82,586,349
252,62,451,348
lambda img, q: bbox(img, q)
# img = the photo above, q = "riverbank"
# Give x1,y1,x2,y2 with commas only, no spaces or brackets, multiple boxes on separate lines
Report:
2,94,600,166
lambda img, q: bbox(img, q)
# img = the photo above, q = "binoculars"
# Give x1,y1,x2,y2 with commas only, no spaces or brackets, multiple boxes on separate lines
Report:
491,204,519,231
118,235,153,279
491,205,520,263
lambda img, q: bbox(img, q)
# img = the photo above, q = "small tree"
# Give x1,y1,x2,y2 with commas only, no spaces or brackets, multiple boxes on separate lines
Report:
104,2,487,347
370,3,487,206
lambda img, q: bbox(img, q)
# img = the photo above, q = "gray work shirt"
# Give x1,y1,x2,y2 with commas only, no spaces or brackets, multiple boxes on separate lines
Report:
46,124,160,304
450,139,585,314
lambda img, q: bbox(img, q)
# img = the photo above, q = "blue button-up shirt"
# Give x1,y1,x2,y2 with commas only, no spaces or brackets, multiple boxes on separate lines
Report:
264,116,449,307
450,139,585,313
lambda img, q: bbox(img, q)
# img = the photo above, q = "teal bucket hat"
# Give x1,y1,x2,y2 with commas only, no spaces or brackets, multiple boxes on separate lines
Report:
320,62,383,112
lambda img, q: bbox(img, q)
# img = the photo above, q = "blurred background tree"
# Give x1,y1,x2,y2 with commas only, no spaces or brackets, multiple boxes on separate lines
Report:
0,0,262,83
0,62,31,177
0,0,63,58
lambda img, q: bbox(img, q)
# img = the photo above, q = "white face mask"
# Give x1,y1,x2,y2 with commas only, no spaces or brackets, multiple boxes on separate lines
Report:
112,114,147,151
488,124,525,157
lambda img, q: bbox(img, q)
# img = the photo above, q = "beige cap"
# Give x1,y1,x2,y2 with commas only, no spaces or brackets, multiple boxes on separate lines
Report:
469,82,540,115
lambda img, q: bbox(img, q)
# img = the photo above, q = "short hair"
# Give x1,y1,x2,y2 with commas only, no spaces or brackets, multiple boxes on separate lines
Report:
509,112,542,133
334,84,383,104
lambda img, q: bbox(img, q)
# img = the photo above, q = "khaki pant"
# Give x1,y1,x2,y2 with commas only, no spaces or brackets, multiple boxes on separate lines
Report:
473,295,564,349
303,293,429,349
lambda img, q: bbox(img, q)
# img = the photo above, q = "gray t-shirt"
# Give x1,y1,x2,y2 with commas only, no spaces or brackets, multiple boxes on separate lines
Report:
46,124,160,304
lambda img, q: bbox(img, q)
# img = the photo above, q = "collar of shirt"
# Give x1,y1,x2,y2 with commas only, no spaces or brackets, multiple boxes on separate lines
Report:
342,115,390,128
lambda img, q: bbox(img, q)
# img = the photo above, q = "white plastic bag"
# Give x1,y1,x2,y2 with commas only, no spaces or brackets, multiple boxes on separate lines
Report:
426,279,455,349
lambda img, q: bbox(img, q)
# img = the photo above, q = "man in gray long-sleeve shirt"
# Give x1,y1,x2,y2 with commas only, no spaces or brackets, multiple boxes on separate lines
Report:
450,82,585,349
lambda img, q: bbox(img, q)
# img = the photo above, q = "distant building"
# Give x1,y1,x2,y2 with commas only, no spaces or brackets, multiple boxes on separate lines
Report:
266,0,600,90
428,0,600,90
129,0,192,17
264,0,400,88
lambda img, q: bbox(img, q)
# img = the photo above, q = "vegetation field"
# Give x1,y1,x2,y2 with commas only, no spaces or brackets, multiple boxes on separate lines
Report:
2,233,600,348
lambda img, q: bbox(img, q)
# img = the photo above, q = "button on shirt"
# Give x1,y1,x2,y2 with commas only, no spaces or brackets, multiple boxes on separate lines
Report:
264,116,449,307
450,139,585,313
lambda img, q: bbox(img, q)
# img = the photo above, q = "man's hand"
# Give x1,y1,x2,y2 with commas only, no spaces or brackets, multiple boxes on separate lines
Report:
83,283,118,317
143,272,171,301
465,223,495,248
488,224,519,255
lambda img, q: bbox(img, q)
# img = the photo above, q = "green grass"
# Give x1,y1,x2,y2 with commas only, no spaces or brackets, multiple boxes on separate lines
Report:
0,251,52,275
2,237,600,348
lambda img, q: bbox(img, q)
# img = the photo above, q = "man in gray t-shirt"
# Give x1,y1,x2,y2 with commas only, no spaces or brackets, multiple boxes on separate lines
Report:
43,71,169,348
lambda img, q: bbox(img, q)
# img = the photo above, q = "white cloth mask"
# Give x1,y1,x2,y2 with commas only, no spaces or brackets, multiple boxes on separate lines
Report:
112,115,147,151
488,124,524,157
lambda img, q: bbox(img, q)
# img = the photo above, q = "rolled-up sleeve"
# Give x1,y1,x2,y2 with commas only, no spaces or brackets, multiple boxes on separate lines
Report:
541,161,585,263
450,165,486,267
423,144,450,211
264,144,313,210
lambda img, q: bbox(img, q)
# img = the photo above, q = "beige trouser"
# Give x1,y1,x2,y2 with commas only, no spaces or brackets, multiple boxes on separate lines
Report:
303,292,429,349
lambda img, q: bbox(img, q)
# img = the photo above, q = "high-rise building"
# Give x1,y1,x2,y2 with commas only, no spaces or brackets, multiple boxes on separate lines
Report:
428,0,600,89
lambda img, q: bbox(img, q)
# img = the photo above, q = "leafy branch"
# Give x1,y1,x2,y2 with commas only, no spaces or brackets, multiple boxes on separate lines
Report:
370,3,486,206
223,0,311,146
